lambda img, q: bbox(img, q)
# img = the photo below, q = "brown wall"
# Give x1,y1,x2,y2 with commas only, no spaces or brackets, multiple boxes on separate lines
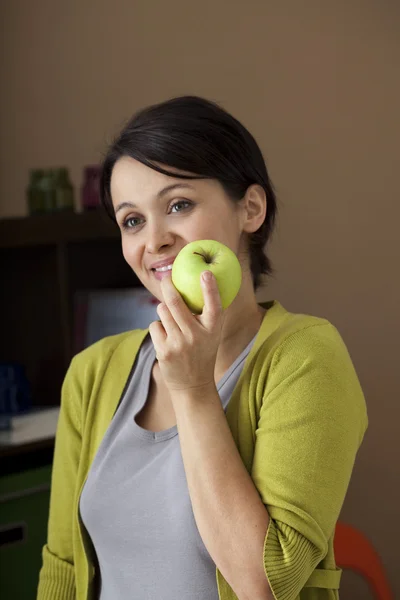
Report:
1,1,399,597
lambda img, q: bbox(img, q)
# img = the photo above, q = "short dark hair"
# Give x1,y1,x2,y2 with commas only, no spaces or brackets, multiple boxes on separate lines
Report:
100,95,277,291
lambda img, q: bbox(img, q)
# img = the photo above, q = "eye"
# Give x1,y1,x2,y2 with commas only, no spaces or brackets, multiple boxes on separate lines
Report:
121,200,193,231
121,216,142,230
170,200,192,213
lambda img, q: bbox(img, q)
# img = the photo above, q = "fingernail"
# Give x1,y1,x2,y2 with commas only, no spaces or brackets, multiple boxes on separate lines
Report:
202,271,212,282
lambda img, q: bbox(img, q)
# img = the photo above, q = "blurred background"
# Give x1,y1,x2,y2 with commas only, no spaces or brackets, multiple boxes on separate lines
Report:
0,1,398,598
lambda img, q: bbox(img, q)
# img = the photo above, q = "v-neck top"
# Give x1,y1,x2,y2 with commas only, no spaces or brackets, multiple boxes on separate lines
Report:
79,330,258,599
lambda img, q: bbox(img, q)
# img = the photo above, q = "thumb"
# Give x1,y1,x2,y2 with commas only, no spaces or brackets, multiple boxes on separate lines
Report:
200,271,223,328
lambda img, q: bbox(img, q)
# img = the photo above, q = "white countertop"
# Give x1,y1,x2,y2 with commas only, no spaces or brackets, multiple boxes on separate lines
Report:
0,407,60,447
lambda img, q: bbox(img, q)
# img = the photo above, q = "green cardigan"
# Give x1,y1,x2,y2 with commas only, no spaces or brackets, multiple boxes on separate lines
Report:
37,300,368,600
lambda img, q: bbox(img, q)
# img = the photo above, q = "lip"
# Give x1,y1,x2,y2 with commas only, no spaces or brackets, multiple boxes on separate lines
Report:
149,256,177,270
152,268,173,281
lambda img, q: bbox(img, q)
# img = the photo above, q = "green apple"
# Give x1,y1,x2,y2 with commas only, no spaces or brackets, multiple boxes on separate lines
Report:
171,240,242,314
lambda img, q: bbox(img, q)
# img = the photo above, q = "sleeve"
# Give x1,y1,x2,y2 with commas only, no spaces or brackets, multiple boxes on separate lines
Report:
36,356,82,600
251,324,368,600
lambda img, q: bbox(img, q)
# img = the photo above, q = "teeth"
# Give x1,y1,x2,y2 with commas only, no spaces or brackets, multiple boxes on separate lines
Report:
155,264,173,272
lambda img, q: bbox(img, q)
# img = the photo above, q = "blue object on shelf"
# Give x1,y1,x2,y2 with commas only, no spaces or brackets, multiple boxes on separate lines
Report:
0,362,32,431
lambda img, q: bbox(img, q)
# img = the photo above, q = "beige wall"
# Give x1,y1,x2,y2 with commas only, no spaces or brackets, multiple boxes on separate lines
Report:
1,1,399,596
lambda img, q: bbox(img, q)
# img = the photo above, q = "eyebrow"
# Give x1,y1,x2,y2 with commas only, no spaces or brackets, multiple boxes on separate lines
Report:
114,182,196,214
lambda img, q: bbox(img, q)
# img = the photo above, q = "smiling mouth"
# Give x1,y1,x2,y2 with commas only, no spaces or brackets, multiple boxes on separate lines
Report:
152,264,173,273
152,264,174,280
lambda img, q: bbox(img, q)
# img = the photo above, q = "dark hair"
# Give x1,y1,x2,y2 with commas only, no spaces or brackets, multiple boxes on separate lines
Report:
100,95,277,291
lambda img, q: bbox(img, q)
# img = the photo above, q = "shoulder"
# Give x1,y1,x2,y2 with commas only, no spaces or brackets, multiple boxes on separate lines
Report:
257,300,348,362
61,329,150,423
68,328,150,380
256,300,366,405
256,302,367,434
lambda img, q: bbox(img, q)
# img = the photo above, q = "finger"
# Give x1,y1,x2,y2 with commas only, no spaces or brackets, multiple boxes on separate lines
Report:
148,319,166,357
160,276,193,334
200,271,223,329
156,301,181,338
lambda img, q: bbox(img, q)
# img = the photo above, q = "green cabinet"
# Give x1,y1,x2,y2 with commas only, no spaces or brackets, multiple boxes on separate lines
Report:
0,465,52,599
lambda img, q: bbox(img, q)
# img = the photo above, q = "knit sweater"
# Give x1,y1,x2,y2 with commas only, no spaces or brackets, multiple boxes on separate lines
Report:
36,300,368,600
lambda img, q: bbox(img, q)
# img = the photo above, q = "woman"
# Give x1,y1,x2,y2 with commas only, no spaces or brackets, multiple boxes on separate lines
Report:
37,96,368,600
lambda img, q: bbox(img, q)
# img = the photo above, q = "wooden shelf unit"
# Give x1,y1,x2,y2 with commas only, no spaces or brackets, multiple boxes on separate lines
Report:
0,209,140,407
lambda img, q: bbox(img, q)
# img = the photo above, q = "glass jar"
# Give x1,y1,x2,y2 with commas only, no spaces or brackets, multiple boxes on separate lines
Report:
53,167,74,211
27,169,45,215
39,169,57,212
81,165,101,210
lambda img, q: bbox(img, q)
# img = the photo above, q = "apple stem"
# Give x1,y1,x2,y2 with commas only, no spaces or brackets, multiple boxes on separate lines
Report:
193,251,212,264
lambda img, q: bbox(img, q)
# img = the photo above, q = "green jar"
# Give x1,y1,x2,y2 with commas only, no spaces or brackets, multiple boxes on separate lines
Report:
27,169,45,215
53,167,74,211
38,169,56,212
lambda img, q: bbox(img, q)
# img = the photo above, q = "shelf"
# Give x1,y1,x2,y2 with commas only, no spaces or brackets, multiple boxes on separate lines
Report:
0,209,135,411
0,209,120,249
0,407,59,449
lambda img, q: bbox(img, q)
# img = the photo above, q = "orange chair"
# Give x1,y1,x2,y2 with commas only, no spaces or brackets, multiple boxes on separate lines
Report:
334,521,394,600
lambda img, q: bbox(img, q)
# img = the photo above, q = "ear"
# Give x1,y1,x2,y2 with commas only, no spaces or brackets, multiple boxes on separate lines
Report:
240,184,267,233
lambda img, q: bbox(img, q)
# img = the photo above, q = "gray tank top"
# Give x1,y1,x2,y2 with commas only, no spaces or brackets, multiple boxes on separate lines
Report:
80,331,257,599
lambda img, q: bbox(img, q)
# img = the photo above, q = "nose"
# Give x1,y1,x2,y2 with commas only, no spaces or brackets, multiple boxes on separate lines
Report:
145,217,175,254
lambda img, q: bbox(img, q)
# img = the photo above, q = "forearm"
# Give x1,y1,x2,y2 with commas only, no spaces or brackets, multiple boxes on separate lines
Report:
173,384,273,600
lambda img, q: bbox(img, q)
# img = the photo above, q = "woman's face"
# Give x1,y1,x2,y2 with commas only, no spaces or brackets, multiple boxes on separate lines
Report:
110,156,247,302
